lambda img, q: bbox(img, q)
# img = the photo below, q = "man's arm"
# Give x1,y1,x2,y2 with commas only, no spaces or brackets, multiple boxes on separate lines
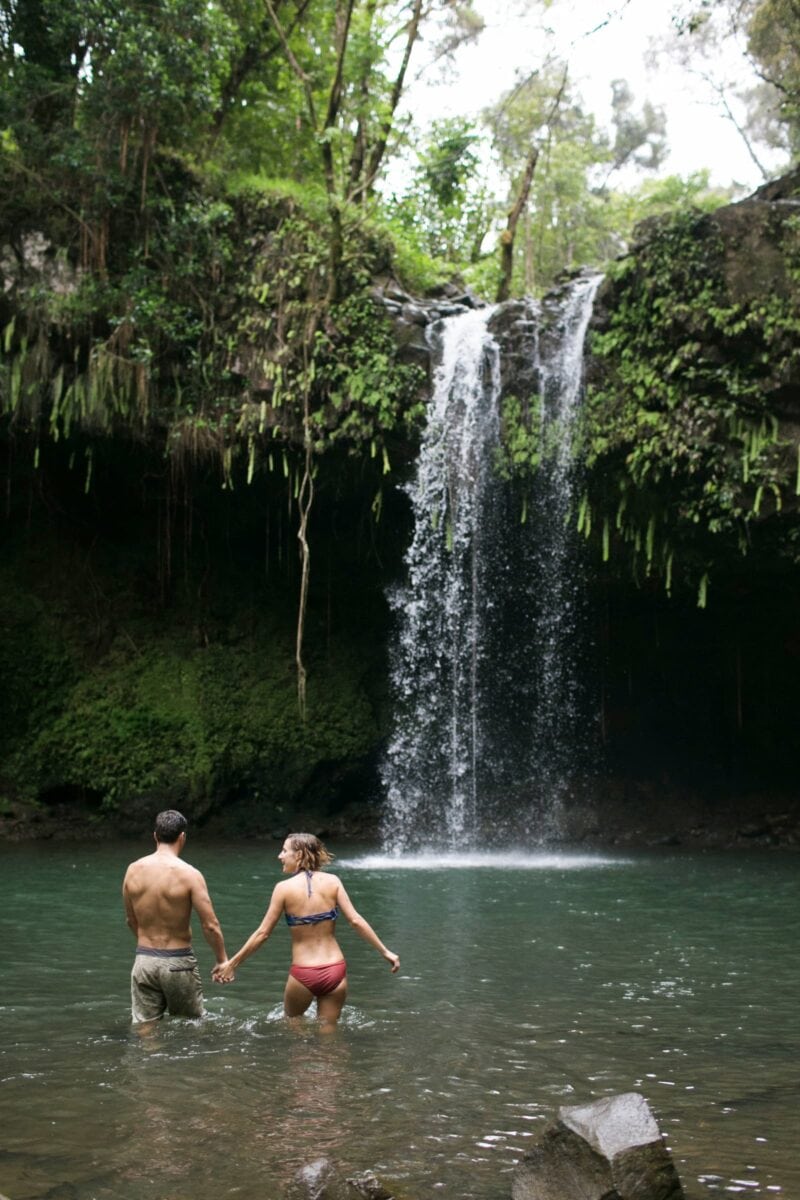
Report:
190,870,227,965
122,869,139,939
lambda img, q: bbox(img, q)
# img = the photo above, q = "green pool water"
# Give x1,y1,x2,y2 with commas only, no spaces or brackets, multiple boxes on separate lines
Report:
1,842,798,1199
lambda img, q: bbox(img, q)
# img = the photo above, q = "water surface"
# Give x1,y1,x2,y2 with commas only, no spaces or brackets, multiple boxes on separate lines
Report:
1,843,798,1199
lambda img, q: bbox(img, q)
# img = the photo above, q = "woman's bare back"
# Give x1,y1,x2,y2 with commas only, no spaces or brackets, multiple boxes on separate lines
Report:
280,870,343,966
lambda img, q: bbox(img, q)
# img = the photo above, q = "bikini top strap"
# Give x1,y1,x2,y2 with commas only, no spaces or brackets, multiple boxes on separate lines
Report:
293,867,314,897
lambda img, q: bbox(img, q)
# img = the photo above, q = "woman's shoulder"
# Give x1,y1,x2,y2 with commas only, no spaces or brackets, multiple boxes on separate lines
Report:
315,871,341,896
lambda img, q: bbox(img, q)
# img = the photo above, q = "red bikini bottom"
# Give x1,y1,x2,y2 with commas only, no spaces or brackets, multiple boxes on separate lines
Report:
289,960,347,997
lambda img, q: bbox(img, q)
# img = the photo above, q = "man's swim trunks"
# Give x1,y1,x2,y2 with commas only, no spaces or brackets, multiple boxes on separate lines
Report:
130,946,204,1023
288,960,347,997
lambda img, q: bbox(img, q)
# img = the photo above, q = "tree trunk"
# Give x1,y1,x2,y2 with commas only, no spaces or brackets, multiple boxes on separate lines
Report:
354,0,423,200
322,0,356,301
496,145,538,303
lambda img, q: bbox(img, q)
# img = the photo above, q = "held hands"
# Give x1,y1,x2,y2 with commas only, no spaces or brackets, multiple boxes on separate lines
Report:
212,960,236,984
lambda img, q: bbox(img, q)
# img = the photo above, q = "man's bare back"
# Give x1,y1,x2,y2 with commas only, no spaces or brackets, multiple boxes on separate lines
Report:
123,852,202,949
123,810,227,1025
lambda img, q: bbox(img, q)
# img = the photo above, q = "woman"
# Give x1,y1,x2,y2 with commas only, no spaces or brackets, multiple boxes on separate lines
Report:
212,833,399,1027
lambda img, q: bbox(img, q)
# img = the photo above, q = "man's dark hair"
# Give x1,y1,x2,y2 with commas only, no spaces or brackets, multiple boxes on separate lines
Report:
154,810,187,844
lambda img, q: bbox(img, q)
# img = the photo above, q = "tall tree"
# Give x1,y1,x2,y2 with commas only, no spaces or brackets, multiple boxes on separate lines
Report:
492,64,569,302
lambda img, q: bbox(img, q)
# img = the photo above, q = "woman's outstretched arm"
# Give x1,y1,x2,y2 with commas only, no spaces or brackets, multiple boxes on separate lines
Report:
335,879,400,972
212,883,285,983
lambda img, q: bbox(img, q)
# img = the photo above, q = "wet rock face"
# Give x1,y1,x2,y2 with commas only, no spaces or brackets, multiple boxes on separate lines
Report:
370,277,485,374
589,171,800,421
373,282,547,412
488,298,538,404
512,1093,686,1200
712,165,800,308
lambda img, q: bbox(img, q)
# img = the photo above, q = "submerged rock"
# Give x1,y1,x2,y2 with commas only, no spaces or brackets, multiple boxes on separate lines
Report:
283,1157,394,1200
512,1092,685,1200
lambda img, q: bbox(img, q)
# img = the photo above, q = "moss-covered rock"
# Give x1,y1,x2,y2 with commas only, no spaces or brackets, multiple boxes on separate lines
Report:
580,173,800,596
0,432,403,837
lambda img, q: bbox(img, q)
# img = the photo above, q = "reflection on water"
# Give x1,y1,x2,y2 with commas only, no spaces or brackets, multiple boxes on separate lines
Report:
0,843,798,1199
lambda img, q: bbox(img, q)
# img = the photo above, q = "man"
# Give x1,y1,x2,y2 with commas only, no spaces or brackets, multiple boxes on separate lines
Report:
122,809,227,1026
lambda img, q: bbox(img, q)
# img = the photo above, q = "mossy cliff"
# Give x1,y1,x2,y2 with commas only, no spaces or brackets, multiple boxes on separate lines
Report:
578,171,800,825
582,169,800,589
485,173,800,839
0,437,413,838
2,171,800,843
0,179,423,837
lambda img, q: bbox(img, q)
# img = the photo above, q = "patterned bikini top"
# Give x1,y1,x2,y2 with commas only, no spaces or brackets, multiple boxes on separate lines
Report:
285,907,338,927
284,868,339,927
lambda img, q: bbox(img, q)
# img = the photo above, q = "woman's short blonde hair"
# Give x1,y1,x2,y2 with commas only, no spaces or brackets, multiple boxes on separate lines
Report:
288,832,334,872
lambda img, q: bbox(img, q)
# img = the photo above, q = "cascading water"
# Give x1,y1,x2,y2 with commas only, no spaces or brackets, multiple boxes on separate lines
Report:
381,276,602,853
523,273,604,834
381,306,502,852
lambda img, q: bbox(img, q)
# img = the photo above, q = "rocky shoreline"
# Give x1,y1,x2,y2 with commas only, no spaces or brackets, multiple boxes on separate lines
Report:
2,779,797,849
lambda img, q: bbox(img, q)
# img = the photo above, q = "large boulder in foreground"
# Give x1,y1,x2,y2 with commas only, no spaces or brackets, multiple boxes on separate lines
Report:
512,1092,685,1200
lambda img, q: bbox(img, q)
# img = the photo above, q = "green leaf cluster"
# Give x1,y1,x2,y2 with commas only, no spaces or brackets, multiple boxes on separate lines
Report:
495,392,542,480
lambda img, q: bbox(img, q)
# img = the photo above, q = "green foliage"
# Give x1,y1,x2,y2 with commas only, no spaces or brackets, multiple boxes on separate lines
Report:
0,0,447,465
0,577,77,766
0,181,425,481
309,294,426,449
380,220,454,294
387,117,492,266
577,206,800,592
601,170,733,231
495,393,542,479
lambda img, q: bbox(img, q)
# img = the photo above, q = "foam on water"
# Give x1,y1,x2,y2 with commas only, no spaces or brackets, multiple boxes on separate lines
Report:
339,850,631,870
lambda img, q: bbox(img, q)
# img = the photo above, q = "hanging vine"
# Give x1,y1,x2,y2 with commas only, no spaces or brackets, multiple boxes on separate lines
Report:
295,313,318,719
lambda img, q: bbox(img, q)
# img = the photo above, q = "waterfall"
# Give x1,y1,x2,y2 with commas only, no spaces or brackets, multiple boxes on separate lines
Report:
380,306,501,852
381,276,601,852
523,273,604,835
